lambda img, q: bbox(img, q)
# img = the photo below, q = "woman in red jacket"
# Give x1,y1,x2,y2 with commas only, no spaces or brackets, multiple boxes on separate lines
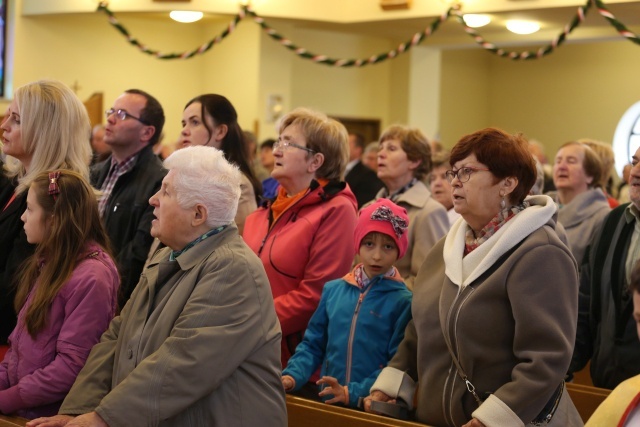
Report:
243,108,358,391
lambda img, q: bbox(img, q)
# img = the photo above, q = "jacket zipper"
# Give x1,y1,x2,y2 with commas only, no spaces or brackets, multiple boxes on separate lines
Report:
257,187,316,256
443,284,475,427
345,285,371,384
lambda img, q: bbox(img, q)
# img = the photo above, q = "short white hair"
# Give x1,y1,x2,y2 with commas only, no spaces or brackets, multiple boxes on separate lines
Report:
164,146,241,228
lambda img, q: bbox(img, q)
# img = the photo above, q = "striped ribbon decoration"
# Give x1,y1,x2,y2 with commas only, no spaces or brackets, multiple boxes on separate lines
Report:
96,0,638,63
593,0,640,45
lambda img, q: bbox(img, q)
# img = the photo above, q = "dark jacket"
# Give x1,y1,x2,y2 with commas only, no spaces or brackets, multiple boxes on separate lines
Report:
570,203,640,389
345,161,384,209
91,145,166,306
0,173,33,344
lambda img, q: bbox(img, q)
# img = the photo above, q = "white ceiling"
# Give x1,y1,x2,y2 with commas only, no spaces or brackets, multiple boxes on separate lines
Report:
23,0,640,48
271,1,640,48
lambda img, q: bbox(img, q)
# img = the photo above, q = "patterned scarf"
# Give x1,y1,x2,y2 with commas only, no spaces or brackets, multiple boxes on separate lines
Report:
380,178,417,203
170,225,227,261
353,264,396,289
464,201,529,255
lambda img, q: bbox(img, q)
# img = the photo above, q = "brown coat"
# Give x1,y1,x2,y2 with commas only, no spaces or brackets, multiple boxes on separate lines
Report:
390,220,578,426
60,225,287,427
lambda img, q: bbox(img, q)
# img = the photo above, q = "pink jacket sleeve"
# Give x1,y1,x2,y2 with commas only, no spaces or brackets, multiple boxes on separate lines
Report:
0,263,118,414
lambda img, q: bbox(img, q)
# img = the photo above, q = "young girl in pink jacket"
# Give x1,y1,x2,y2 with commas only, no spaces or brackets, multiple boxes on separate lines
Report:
0,170,119,419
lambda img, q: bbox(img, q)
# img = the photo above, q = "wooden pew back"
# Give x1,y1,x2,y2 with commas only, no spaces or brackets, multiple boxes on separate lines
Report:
566,382,611,423
287,395,427,427
0,385,608,427
0,415,27,426
288,384,612,426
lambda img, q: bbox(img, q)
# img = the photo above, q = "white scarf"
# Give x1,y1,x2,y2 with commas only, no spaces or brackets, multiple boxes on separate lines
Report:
443,195,557,288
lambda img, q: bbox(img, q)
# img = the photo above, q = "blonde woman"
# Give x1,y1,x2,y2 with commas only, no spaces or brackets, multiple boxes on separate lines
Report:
0,80,91,344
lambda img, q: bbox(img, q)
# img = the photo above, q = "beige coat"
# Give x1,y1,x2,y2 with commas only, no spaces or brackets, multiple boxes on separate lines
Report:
60,225,287,427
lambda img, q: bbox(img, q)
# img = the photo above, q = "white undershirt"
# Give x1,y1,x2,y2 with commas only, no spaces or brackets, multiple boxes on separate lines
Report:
624,405,640,426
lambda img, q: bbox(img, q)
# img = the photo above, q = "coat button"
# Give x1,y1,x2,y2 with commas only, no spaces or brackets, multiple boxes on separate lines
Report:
127,349,133,359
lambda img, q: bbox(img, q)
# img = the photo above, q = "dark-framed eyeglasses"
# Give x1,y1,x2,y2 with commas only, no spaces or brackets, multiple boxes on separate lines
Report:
105,108,150,126
444,166,491,184
273,140,316,154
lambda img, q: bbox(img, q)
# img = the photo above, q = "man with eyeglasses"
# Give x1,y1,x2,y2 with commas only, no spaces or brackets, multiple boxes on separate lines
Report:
92,89,167,306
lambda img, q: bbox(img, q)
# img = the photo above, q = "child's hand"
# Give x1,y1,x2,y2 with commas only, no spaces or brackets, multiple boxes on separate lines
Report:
281,375,295,391
317,376,349,405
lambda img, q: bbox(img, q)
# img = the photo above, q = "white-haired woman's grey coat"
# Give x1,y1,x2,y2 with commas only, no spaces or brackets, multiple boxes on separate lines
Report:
58,224,287,427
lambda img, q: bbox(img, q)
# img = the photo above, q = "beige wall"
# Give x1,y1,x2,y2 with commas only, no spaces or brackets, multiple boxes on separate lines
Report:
289,27,393,132
6,10,207,146
439,49,492,147
4,0,640,162
488,40,640,159
440,41,640,162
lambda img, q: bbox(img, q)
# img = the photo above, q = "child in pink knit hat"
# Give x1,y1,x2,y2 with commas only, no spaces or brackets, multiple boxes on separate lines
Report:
281,199,412,408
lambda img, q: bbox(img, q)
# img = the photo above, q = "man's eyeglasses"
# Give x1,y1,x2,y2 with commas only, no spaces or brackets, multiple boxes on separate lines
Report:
444,166,491,184
273,140,316,154
105,108,150,126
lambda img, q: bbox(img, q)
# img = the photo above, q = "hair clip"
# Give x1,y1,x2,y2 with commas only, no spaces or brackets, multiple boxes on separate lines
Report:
370,205,408,238
48,171,61,201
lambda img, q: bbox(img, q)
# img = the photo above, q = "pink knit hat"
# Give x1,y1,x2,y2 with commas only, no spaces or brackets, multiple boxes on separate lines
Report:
354,199,409,259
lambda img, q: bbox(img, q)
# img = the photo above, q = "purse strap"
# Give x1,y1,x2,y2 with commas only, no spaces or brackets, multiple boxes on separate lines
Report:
443,332,483,406
441,240,527,407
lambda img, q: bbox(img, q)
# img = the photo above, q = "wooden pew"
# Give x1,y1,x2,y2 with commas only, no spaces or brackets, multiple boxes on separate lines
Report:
0,388,609,427
572,361,594,386
288,384,612,426
566,382,611,423
0,415,28,427
287,395,428,427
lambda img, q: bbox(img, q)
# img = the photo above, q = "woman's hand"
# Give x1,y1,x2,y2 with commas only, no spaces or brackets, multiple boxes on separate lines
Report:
317,376,348,405
462,418,486,427
281,375,295,391
26,415,75,427
65,412,108,427
363,390,395,413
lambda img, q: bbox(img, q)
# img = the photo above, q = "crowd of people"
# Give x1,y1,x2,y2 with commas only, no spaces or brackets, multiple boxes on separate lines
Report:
0,78,638,427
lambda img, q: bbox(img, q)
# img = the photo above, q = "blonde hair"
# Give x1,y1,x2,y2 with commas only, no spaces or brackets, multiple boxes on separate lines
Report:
379,125,432,180
3,80,91,194
578,138,614,189
277,108,349,181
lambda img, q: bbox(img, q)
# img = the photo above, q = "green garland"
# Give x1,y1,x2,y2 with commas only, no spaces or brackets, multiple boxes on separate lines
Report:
96,1,245,59
454,0,590,60
95,0,639,63
245,6,453,67
593,0,640,45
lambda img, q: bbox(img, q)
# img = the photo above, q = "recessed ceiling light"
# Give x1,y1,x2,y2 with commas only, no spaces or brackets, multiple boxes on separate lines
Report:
170,10,204,23
506,20,541,35
463,14,491,28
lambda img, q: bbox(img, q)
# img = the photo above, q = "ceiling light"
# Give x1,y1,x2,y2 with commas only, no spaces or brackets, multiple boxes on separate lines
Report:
506,20,540,35
170,11,204,23
463,14,491,28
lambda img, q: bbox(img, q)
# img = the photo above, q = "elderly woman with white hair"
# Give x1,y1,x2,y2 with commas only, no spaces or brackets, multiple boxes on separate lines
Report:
28,146,287,427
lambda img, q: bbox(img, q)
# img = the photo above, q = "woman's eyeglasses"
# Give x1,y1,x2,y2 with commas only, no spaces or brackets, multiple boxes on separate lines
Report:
273,140,316,154
444,167,490,184
105,108,150,126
